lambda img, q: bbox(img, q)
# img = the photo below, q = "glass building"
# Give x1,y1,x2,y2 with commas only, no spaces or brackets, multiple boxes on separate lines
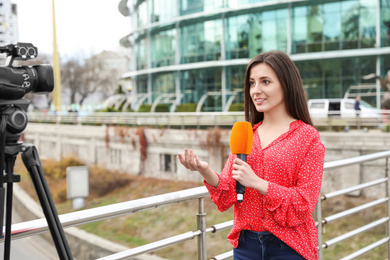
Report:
118,0,390,112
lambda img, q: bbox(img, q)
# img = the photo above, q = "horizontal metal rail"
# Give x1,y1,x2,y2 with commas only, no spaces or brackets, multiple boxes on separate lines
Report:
340,237,390,260
208,220,233,233
211,251,233,260
323,217,389,248
1,186,209,241
322,198,388,224
96,231,202,260
26,110,390,130
322,178,388,200
323,150,390,171
27,111,245,128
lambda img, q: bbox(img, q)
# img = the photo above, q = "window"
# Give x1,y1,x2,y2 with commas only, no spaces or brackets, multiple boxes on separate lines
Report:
310,102,325,109
160,154,177,173
181,20,222,64
151,28,176,68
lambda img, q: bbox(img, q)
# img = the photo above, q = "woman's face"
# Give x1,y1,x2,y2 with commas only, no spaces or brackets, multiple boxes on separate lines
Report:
249,62,285,115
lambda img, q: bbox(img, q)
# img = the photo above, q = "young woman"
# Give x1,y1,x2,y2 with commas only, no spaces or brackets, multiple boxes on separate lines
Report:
177,50,325,260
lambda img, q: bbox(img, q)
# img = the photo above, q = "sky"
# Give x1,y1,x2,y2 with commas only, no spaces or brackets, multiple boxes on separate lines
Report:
11,0,131,60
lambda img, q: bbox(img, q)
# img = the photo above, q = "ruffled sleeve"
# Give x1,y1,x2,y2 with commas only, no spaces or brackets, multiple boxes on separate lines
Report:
204,153,238,212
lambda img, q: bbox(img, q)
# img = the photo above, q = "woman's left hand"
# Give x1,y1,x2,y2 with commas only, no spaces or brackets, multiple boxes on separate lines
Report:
232,158,268,195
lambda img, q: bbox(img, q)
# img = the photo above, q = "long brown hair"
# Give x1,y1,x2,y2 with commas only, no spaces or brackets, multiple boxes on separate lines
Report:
243,50,313,126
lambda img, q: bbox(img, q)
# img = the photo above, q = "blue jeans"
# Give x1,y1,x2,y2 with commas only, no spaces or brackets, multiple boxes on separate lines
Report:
233,230,305,260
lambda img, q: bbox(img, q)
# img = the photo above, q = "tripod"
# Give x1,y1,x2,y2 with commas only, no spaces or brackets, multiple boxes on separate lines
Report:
0,102,73,260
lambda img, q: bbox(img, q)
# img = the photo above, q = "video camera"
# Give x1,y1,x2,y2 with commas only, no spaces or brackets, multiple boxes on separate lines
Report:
0,42,54,100
0,44,72,260
0,42,54,142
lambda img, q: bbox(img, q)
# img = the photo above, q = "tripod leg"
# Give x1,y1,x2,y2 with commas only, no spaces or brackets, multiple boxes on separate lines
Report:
3,154,20,260
21,144,73,260
4,181,13,260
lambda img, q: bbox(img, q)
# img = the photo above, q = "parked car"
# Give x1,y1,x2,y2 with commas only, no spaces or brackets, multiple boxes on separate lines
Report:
308,98,381,118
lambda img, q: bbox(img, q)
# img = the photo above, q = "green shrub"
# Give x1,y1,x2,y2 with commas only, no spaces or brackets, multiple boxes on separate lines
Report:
154,104,170,112
138,104,152,112
228,103,244,112
176,103,198,112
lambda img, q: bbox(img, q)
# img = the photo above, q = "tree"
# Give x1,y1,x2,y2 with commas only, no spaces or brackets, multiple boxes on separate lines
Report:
61,58,85,105
61,51,127,107
77,55,116,106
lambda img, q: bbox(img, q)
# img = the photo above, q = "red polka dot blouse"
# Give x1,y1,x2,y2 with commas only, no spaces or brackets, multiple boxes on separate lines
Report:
204,120,325,260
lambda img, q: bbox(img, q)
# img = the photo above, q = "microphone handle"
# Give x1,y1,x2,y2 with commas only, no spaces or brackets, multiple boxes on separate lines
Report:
236,154,246,203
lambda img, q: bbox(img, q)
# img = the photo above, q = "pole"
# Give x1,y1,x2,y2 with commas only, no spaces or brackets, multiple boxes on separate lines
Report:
52,0,62,112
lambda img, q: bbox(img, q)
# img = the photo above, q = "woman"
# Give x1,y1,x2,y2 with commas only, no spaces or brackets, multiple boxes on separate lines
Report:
177,50,325,260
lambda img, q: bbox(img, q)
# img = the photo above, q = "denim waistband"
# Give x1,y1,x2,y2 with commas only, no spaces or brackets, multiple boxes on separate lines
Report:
241,230,271,240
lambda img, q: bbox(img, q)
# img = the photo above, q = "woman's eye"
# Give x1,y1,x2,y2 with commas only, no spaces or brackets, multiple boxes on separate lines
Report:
249,81,255,86
263,80,270,84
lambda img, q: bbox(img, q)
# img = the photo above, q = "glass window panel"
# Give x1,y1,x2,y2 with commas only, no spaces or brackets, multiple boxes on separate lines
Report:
382,0,390,47
262,11,277,52
137,1,148,27
323,2,341,51
181,20,222,64
248,13,262,57
180,68,221,111
341,1,360,49
225,14,252,59
292,6,308,53
151,29,176,68
136,75,148,94
152,73,175,100
180,0,203,15
152,0,178,23
204,0,224,12
275,9,288,51
136,38,147,70
307,5,323,52
226,66,245,105
360,6,376,48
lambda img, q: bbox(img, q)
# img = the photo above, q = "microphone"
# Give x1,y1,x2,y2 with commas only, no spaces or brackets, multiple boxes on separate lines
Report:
229,121,253,203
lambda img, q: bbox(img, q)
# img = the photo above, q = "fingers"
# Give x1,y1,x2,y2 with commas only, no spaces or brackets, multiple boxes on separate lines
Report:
177,148,198,171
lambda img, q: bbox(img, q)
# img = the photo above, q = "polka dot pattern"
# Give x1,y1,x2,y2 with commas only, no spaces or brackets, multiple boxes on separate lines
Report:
204,120,325,260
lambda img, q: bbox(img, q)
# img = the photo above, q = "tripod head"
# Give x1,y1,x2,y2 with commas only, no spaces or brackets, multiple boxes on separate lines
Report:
0,99,29,143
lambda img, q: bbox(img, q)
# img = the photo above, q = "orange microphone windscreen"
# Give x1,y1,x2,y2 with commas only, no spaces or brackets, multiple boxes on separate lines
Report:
230,121,253,155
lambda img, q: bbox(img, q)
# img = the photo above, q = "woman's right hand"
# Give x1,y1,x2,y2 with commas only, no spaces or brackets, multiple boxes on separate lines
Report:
177,148,219,187
177,148,209,173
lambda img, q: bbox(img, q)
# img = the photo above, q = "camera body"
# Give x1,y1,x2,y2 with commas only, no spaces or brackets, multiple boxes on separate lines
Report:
0,43,54,142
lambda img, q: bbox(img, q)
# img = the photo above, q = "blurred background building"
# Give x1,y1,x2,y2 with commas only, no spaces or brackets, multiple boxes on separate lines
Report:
0,1,18,46
118,0,390,112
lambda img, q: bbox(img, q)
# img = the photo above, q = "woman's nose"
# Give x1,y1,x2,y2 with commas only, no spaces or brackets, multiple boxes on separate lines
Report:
252,82,262,93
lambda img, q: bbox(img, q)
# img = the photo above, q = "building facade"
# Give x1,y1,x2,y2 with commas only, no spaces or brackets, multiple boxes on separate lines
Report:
118,0,390,112
0,0,18,46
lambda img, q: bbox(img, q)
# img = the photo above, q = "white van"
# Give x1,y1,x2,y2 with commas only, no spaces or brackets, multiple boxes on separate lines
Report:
308,98,381,118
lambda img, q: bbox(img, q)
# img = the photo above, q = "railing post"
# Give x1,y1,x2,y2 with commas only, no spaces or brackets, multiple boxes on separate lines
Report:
316,196,323,260
386,157,390,260
197,198,207,260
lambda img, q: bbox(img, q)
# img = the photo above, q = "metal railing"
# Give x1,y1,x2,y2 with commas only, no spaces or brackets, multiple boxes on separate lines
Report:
3,151,390,259
27,111,245,129
26,110,390,131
